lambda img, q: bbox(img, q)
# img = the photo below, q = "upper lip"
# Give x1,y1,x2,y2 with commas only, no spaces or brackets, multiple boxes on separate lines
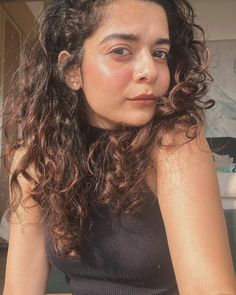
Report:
128,94,156,101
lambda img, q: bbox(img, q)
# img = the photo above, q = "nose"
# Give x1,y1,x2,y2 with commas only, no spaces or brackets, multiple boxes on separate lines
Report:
133,50,158,83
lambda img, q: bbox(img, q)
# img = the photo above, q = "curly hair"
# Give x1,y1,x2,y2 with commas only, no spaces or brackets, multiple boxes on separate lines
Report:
2,0,214,256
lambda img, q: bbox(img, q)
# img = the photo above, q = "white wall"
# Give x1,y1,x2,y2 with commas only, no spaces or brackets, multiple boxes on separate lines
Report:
189,0,236,40
26,1,44,19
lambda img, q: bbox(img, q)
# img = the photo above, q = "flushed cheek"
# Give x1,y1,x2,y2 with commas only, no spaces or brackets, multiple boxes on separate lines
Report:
84,60,133,91
109,65,133,88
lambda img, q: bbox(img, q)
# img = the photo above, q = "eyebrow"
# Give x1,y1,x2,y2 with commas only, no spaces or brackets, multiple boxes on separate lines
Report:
99,33,171,46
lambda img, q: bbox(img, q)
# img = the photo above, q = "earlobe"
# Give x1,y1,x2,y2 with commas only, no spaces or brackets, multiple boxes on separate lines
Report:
58,50,82,91
66,67,82,91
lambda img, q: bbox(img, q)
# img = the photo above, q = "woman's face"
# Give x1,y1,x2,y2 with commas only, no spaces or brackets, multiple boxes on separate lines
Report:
79,0,170,129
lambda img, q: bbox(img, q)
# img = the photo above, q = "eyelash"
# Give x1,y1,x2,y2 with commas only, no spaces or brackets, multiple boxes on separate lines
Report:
110,47,131,56
152,50,169,60
110,47,169,60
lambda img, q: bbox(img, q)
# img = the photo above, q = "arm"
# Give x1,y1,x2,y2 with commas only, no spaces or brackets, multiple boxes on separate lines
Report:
3,150,50,295
154,131,236,295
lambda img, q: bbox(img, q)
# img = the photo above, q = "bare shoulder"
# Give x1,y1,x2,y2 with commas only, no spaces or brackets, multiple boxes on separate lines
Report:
158,125,209,150
153,126,218,209
149,127,211,199
152,127,236,294
153,127,212,172
9,147,41,224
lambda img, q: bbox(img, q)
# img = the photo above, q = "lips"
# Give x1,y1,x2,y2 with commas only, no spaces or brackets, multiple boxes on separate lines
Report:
127,94,156,106
128,94,156,101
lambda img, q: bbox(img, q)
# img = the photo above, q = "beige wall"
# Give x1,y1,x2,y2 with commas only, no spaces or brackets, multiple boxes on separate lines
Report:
1,2,35,36
3,0,236,40
189,0,236,40
0,3,35,219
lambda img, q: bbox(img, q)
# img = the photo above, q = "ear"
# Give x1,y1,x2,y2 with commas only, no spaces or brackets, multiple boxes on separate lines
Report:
58,50,82,91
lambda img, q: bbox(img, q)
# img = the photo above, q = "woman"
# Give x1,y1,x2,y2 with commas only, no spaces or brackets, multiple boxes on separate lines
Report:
2,0,236,294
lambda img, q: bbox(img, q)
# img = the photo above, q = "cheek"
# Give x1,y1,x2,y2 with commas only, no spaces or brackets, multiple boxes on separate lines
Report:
84,60,133,89
111,66,133,86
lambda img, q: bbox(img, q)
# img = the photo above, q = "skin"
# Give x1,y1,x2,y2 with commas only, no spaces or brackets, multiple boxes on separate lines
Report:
3,0,236,294
154,131,236,294
68,0,171,129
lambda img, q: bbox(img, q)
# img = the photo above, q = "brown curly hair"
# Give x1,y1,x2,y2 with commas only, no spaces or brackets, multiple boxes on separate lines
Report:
2,0,214,256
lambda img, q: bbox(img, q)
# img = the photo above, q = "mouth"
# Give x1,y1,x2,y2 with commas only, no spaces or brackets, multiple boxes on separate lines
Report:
128,94,156,101
127,94,156,106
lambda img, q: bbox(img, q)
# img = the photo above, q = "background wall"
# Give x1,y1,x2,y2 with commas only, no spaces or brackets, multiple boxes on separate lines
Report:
188,0,236,138
189,0,236,40
0,2,35,220
1,2,35,36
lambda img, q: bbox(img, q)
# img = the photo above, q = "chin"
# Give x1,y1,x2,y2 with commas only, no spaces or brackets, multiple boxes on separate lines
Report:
122,118,153,128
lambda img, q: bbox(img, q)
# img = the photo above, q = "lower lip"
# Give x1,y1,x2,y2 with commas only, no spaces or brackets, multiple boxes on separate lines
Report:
128,99,156,106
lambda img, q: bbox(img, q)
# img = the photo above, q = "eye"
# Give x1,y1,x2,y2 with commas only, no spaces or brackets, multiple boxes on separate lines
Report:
110,47,131,56
152,50,169,60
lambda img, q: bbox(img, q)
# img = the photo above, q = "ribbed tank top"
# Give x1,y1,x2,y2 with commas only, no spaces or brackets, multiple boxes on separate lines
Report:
45,123,179,295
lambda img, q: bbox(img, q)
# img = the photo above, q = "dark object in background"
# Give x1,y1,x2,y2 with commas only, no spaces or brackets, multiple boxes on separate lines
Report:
207,137,236,163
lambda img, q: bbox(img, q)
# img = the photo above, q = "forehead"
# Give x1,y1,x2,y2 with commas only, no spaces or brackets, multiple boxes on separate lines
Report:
94,0,169,39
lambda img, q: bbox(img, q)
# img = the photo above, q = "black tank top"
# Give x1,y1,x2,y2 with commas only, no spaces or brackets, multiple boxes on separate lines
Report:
45,123,179,295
